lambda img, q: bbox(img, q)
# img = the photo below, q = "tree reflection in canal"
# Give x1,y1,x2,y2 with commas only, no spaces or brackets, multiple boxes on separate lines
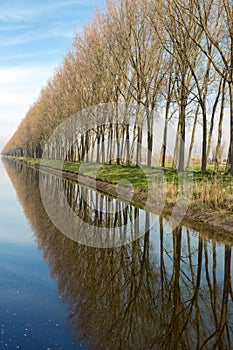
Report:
3,159,233,350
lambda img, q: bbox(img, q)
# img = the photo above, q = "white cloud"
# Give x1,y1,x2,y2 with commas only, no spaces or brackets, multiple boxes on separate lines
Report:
0,24,26,31
0,0,91,22
0,64,57,150
0,50,59,61
1,27,74,46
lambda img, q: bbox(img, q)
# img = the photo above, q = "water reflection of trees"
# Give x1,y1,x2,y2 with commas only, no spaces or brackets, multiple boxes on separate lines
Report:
3,159,233,350
51,173,141,230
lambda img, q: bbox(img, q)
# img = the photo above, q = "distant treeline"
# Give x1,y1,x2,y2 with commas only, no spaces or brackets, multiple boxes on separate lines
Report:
2,0,233,174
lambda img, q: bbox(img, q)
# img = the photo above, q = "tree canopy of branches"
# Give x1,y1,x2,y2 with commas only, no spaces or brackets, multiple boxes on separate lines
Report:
2,0,232,173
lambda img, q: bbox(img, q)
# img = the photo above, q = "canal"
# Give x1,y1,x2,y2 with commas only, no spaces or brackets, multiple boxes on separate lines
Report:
0,158,233,349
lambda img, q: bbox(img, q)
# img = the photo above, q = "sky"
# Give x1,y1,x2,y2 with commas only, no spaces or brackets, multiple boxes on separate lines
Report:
0,0,103,150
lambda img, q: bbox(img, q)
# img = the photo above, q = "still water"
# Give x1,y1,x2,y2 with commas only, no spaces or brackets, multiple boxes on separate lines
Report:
1,158,233,349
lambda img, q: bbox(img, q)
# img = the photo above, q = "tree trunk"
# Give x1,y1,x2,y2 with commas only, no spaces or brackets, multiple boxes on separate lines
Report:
215,80,226,170
206,78,222,163
108,123,113,164
81,134,85,161
178,83,186,173
201,103,207,174
173,122,180,168
160,99,170,167
116,123,120,165
136,126,142,167
126,124,130,166
85,130,89,163
101,124,105,164
96,126,101,164
227,81,233,175
147,112,153,168
187,106,199,168
178,104,185,173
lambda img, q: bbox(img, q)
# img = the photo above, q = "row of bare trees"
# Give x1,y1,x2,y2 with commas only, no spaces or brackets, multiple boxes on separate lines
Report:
2,0,233,173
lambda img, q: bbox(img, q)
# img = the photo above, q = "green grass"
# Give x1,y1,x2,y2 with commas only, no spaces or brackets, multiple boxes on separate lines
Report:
6,156,233,211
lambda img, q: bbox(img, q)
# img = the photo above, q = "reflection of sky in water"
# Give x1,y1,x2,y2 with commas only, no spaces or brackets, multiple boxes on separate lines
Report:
0,161,84,349
1,158,233,349
0,160,34,245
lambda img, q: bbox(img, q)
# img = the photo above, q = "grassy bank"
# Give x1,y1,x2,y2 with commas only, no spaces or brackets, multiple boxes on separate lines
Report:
6,156,233,214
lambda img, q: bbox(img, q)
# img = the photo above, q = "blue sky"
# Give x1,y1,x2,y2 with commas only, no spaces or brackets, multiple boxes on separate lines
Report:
0,0,103,150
